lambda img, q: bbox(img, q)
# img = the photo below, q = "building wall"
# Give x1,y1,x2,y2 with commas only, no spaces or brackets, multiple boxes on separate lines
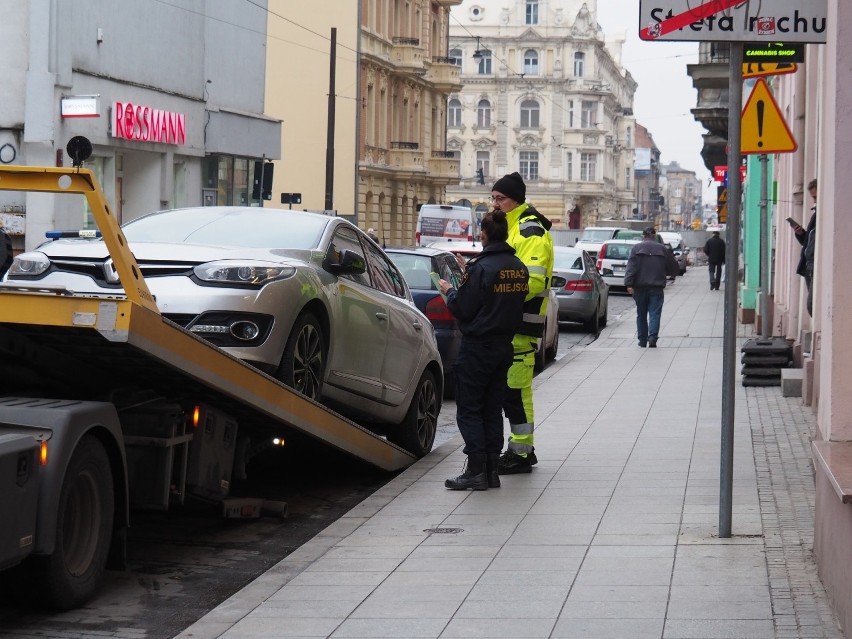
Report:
0,0,280,251
444,0,637,229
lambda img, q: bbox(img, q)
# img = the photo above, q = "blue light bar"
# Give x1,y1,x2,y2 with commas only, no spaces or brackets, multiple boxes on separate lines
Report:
45,230,102,239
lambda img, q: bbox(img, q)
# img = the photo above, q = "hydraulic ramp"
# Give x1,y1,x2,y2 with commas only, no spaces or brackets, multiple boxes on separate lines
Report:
0,166,416,471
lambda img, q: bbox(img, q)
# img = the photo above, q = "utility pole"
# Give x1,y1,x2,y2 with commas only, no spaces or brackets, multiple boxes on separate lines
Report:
324,28,337,212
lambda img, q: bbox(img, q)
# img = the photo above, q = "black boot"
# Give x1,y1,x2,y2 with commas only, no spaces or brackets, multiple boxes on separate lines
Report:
486,454,501,488
445,453,488,490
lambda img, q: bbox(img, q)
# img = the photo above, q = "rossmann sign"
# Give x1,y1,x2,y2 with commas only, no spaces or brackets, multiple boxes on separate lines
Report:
639,0,827,43
111,102,186,145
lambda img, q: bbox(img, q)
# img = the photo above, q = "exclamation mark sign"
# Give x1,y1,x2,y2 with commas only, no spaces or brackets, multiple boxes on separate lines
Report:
756,100,765,148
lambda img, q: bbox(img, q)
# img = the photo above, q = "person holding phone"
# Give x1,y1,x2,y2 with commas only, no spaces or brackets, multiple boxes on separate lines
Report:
703,230,726,290
795,179,817,317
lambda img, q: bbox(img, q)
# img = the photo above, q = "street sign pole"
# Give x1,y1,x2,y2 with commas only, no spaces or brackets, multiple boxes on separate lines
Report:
759,154,770,338
719,42,744,539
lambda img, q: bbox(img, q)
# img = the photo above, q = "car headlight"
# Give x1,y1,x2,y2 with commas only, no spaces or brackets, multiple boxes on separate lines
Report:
8,252,50,278
193,261,297,286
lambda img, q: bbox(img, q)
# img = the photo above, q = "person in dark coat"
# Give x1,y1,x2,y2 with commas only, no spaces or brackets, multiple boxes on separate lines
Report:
704,231,726,290
793,179,817,316
438,211,529,490
624,226,671,348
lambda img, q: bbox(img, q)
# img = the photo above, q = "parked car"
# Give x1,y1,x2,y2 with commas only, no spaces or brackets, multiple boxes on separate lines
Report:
595,238,641,291
385,246,465,398
430,240,560,372
659,231,688,275
551,245,609,333
4,207,443,457
575,226,643,260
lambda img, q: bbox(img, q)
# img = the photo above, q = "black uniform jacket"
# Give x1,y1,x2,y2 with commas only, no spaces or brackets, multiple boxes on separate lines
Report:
446,241,529,341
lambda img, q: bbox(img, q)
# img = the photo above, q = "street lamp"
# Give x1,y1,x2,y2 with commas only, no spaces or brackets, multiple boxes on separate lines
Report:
472,37,486,62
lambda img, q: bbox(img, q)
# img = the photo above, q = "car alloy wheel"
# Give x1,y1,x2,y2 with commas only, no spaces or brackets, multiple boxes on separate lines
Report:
278,311,325,401
388,369,438,457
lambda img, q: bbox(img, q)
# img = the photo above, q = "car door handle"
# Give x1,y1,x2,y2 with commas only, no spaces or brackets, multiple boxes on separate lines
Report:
412,320,423,330
375,312,388,321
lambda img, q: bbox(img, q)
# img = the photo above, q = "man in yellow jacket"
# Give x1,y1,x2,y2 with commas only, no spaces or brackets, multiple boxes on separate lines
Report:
488,172,554,475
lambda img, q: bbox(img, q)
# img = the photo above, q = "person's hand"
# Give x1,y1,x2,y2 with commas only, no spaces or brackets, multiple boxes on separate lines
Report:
438,279,452,295
794,224,805,236
627,287,634,295
453,253,467,270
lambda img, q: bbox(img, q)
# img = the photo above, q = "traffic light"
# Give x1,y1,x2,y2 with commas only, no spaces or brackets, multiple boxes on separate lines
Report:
476,168,485,185
252,161,274,200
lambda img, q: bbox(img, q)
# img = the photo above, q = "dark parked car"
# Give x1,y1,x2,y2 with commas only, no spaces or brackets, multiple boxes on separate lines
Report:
551,245,609,333
385,246,465,397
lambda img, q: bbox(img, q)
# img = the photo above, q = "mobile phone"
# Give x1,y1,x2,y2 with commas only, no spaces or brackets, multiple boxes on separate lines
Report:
786,217,799,228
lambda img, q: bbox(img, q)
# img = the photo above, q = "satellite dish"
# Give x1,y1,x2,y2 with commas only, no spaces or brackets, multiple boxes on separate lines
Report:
66,136,93,167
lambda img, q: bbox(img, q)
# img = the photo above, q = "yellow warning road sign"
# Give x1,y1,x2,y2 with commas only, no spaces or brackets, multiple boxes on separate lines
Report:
741,79,797,155
742,63,797,79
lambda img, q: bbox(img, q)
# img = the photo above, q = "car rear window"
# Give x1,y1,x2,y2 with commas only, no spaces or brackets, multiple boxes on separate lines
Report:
387,254,436,290
614,229,642,240
554,251,583,271
604,243,633,260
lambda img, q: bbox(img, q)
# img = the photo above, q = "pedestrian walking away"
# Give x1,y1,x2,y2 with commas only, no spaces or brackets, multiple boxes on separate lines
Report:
625,226,675,348
704,230,726,290
792,179,817,317
438,211,528,490
486,172,554,475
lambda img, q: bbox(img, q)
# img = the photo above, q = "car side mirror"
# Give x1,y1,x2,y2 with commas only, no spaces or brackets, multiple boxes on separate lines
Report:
324,249,366,275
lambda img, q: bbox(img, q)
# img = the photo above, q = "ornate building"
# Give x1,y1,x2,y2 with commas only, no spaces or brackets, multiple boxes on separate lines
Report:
444,0,637,229
358,0,464,245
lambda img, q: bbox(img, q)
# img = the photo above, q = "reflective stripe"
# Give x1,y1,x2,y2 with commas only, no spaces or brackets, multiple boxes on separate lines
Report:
523,313,544,324
508,421,533,435
508,440,533,455
527,265,547,276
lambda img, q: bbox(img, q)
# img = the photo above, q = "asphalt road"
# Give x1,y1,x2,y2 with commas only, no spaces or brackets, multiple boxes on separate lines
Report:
0,294,636,639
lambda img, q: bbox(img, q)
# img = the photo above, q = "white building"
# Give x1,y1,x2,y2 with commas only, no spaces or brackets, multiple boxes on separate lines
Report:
445,0,637,228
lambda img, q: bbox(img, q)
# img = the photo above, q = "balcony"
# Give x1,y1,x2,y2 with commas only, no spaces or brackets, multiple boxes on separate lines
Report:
428,151,460,180
433,0,462,6
426,58,461,92
388,141,425,173
392,37,424,72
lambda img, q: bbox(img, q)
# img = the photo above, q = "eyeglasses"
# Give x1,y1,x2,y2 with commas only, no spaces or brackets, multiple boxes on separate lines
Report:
490,195,508,203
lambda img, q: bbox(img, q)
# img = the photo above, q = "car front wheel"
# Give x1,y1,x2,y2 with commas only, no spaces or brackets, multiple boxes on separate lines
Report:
277,312,325,401
388,370,438,457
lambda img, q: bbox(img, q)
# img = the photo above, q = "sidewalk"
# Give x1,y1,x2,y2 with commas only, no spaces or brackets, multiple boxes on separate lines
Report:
178,269,844,639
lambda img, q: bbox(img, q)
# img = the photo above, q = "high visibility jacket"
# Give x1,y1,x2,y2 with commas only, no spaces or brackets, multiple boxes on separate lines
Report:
506,203,554,338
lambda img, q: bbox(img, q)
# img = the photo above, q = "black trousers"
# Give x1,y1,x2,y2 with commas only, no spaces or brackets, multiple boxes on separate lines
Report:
708,262,723,287
454,338,513,455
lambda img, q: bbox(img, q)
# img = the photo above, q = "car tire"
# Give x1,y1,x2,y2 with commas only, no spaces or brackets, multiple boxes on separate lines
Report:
545,329,558,361
0,229,11,279
583,305,600,334
277,311,325,401
388,369,438,458
11,435,115,610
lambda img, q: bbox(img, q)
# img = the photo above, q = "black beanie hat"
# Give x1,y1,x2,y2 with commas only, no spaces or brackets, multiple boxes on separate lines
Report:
491,172,526,204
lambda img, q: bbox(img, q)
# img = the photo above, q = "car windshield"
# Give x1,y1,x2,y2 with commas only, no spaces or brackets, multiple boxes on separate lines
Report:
122,208,329,249
579,229,616,242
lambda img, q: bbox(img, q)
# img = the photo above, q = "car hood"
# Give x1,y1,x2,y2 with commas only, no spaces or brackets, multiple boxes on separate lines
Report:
34,238,315,266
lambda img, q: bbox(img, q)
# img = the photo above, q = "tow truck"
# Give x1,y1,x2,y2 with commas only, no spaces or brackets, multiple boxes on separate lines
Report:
0,158,421,609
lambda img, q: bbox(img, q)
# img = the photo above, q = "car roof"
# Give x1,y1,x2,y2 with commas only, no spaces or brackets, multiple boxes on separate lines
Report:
426,240,482,253
384,245,452,257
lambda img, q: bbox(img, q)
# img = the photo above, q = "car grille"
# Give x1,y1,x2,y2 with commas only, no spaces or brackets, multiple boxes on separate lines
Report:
49,257,196,287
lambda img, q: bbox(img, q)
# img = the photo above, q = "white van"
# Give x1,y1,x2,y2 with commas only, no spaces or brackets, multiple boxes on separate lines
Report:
416,204,477,247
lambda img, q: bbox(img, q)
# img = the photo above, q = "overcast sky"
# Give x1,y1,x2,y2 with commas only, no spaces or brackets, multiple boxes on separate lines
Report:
596,4,716,202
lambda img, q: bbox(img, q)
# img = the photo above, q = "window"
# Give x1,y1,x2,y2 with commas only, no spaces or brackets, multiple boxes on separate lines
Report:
625,126,633,147
520,151,539,181
574,52,585,77
363,237,407,297
477,50,492,74
525,0,538,25
448,98,462,127
625,167,631,189
476,99,491,128
476,150,490,180
449,48,462,66
566,152,573,181
328,227,370,287
524,49,538,75
520,99,540,128
580,152,596,181
581,101,596,128
567,100,574,128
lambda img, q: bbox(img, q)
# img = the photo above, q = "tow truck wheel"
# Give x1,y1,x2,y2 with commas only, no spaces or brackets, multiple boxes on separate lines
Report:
278,312,325,401
0,229,11,279
388,370,438,458
32,435,114,610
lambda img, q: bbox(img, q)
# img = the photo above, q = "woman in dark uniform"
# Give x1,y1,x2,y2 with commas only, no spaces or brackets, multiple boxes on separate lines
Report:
438,211,529,490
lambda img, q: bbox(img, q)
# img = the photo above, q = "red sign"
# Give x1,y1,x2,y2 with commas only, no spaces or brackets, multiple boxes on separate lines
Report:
640,0,742,40
111,102,186,145
714,165,747,183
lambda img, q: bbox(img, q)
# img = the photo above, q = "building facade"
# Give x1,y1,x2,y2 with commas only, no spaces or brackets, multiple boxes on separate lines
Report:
0,0,281,252
444,0,637,229
633,123,661,224
659,162,702,231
